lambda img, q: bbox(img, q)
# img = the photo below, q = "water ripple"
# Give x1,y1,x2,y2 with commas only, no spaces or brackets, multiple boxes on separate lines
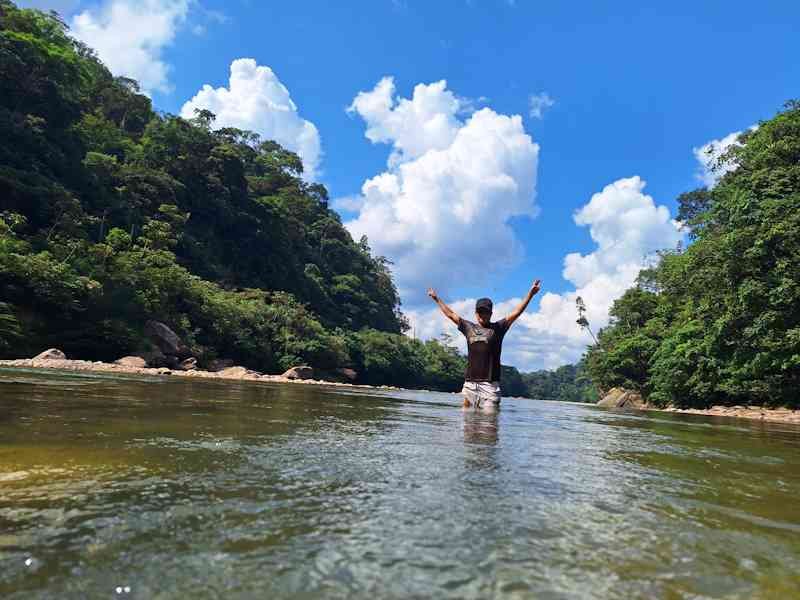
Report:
1,368,800,598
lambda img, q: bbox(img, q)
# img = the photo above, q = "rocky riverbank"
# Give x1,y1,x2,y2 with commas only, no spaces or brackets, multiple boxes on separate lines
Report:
659,405,800,425
595,387,800,425
0,351,400,391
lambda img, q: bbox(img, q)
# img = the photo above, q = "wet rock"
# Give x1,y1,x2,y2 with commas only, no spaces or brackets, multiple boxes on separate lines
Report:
144,321,190,359
114,356,147,368
178,357,197,371
282,366,314,380
32,348,66,361
206,358,234,372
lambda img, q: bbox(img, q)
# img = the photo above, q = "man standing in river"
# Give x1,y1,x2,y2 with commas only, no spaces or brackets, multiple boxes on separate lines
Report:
427,280,541,409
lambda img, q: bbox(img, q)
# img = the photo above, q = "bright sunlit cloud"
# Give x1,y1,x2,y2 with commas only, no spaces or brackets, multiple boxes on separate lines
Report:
70,0,190,95
180,58,322,179
345,76,539,304
693,126,757,188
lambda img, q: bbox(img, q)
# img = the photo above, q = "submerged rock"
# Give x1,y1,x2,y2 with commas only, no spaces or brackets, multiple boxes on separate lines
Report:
282,366,314,380
114,356,147,368
32,348,66,361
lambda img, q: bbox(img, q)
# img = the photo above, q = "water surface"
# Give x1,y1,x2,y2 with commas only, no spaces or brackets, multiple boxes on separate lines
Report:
1,368,799,599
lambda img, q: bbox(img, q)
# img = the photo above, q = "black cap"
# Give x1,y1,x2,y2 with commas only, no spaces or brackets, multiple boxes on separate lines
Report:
475,297,493,312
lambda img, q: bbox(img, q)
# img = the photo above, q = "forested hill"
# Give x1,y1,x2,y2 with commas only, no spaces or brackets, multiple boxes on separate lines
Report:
0,1,408,371
585,101,800,409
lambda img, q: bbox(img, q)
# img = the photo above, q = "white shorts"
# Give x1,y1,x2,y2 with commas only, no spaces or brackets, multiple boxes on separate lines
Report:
462,381,502,408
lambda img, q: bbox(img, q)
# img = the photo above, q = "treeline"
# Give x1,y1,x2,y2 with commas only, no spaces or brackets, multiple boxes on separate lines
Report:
521,363,597,403
585,101,800,408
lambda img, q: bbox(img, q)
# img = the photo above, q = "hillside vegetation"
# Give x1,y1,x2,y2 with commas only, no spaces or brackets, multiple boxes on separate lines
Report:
586,101,800,408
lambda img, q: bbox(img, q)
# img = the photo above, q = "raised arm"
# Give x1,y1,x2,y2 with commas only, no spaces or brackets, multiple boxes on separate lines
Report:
427,288,461,326
504,279,541,327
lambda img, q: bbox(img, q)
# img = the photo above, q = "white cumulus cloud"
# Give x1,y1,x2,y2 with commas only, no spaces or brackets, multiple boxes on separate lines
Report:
408,177,683,372
344,77,539,303
70,0,190,95
348,77,463,168
180,58,322,179
693,126,757,188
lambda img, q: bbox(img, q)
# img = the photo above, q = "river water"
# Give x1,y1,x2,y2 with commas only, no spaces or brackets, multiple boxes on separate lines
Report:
1,368,799,599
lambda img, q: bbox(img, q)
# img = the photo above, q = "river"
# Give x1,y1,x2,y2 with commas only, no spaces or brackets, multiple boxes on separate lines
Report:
1,368,799,599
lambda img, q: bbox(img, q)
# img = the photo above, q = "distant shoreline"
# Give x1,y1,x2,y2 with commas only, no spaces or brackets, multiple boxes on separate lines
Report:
2,359,799,425
0,357,401,391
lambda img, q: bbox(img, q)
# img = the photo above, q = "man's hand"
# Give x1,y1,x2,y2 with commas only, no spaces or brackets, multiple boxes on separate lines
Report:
429,288,460,325
505,279,542,328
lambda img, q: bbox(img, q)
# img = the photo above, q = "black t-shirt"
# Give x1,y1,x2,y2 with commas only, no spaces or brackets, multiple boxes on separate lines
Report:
457,317,510,382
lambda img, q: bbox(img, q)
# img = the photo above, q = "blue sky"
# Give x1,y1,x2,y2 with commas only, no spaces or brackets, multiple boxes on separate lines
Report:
20,0,800,369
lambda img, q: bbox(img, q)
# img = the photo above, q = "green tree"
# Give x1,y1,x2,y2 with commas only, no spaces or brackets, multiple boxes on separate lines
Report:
584,101,800,408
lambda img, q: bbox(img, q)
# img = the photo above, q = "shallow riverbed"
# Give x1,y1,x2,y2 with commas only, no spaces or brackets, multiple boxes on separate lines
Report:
1,368,799,599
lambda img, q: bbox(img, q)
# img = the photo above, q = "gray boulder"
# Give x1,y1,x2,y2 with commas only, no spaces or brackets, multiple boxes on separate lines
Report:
218,366,251,379
33,348,66,360
178,357,197,371
282,366,314,380
597,387,625,407
336,368,358,382
316,368,358,383
597,387,646,409
114,356,147,368
139,347,169,368
144,320,190,358
207,358,234,372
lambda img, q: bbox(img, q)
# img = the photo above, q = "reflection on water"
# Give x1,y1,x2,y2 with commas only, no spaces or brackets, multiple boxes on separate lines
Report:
1,368,800,599
462,409,499,445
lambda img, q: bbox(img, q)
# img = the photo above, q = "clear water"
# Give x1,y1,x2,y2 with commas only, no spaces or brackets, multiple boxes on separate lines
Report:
1,368,799,599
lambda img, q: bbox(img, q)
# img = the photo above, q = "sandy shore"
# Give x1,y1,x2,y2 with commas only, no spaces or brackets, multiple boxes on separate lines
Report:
0,357,400,391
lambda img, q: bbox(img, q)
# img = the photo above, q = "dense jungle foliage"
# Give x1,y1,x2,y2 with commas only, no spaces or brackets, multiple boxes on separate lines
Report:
0,2,405,376
0,1,594,398
585,101,800,408
521,363,598,403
